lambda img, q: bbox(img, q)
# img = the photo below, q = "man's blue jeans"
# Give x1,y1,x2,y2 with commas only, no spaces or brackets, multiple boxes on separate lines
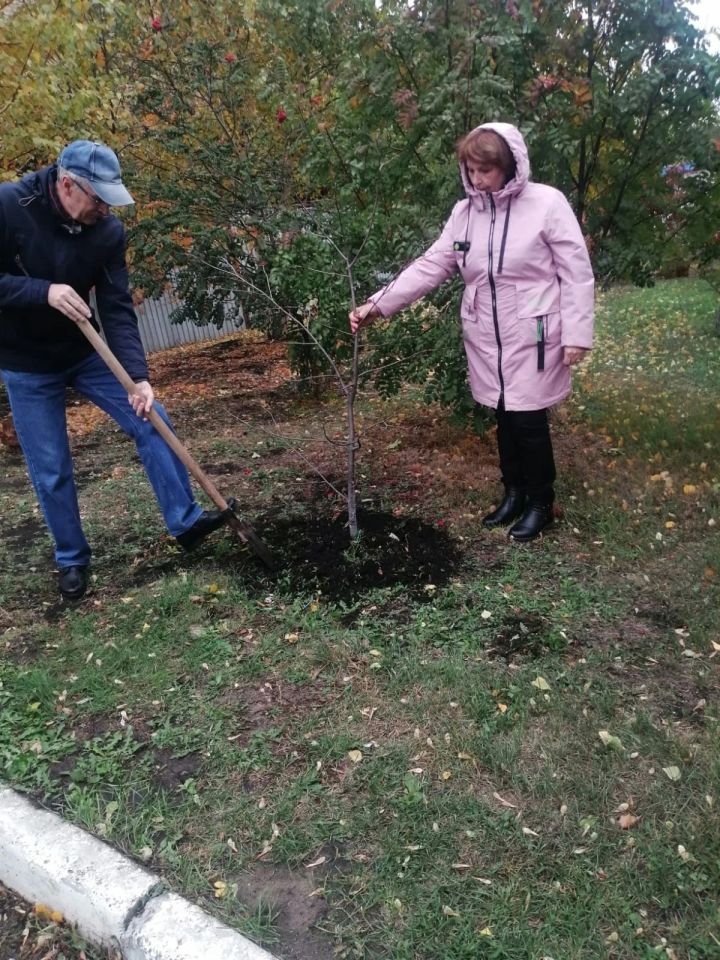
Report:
1,353,203,568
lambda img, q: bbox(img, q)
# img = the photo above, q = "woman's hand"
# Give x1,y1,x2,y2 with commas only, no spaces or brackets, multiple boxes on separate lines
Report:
129,380,154,419
349,301,381,334
563,346,589,366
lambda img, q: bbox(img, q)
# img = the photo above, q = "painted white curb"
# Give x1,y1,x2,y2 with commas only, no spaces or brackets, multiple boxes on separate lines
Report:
0,786,277,959
122,892,276,960
0,785,160,946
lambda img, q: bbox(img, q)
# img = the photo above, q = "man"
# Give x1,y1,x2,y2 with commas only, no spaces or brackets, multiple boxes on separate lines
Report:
0,140,233,603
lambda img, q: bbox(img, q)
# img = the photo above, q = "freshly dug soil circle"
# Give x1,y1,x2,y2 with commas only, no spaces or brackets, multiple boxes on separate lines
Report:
254,508,464,603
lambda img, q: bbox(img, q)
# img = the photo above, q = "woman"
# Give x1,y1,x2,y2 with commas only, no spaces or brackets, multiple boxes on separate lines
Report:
349,122,594,541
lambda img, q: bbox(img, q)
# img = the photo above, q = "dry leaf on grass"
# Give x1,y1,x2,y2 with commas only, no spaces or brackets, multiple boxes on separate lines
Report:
493,792,518,809
618,813,639,829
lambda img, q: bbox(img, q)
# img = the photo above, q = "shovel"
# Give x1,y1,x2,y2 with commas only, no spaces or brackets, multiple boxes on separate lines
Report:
76,318,275,569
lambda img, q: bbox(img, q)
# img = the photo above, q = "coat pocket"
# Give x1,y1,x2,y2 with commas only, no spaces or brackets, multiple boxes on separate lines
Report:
517,311,561,346
460,283,478,321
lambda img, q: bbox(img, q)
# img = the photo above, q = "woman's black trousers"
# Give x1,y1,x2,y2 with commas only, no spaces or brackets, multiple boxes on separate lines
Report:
494,401,556,505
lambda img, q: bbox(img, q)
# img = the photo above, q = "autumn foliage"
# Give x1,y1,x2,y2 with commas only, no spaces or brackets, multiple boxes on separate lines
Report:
2,0,720,418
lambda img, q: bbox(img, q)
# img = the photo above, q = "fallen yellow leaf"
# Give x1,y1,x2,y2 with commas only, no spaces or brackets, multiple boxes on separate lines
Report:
35,904,64,923
347,750,363,763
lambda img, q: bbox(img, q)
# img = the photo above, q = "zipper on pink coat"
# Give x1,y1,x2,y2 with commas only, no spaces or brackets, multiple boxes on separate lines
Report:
497,197,512,276
487,194,505,406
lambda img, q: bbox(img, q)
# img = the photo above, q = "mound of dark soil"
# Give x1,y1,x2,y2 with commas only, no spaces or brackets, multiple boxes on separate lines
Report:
254,508,464,604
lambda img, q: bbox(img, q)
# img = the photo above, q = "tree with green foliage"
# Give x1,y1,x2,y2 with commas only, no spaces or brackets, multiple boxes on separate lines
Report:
507,0,720,284
118,0,720,393
121,0,519,426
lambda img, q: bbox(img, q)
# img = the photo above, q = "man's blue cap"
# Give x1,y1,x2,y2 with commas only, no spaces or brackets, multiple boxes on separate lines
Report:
58,140,134,206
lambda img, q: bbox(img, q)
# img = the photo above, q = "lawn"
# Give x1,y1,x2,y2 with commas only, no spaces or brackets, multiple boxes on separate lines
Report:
1,278,719,960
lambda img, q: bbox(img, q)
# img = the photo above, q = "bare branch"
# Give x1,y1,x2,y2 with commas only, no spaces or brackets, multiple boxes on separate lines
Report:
188,253,350,394
228,409,348,501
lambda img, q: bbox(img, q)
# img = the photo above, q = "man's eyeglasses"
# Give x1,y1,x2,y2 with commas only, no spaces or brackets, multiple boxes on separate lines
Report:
72,179,108,209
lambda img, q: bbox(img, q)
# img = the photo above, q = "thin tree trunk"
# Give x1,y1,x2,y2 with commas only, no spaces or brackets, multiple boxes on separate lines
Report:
347,332,360,539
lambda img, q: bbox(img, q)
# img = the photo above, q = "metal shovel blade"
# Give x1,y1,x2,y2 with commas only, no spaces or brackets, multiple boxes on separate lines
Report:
226,510,276,570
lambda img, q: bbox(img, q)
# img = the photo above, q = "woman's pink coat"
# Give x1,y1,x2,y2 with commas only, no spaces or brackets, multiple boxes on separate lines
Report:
370,122,595,411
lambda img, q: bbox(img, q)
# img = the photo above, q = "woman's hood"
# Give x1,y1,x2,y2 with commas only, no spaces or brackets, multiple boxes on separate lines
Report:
459,122,530,203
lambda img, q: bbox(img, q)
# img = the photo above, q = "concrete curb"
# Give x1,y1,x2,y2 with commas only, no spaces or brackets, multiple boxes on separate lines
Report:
0,785,278,960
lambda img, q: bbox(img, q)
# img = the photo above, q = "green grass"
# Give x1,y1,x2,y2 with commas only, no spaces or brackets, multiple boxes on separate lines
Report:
576,278,720,462
1,279,720,959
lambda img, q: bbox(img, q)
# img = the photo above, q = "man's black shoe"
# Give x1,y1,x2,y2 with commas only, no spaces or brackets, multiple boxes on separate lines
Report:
175,498,237,552
58,565,89,602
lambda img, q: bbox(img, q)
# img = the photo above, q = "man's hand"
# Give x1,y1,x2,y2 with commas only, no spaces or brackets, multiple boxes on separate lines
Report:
129,380,154,419
349,301,381,334
563,346,589,366
48,284,92,324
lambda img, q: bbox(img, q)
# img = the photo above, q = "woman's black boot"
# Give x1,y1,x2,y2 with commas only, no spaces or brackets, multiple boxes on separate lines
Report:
482,487,526,529
508,501,553,542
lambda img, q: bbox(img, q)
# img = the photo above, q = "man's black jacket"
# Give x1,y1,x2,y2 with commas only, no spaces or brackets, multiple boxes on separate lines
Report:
0,165,149,380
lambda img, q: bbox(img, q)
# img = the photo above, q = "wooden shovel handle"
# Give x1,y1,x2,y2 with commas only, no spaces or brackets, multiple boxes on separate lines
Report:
77,319,229,511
